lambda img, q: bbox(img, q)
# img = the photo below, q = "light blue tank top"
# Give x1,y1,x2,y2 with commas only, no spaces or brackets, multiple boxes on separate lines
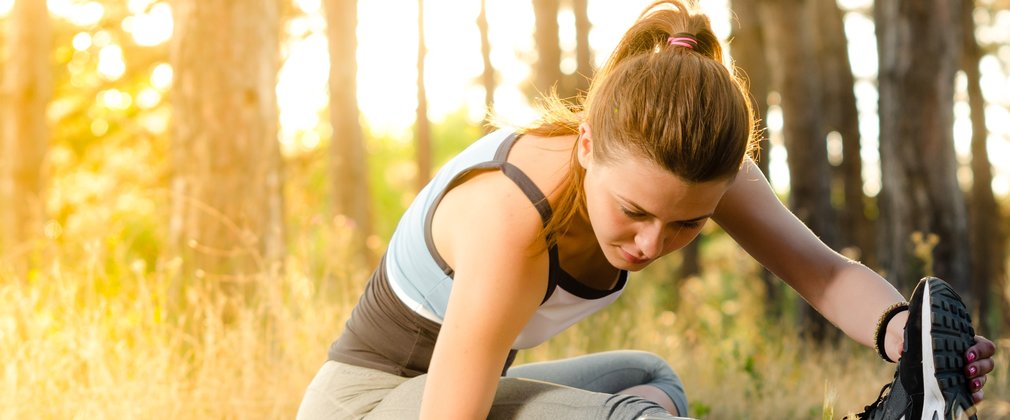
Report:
384,129,627,349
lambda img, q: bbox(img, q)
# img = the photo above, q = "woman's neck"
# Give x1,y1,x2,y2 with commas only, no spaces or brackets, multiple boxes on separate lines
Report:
555,208,621,289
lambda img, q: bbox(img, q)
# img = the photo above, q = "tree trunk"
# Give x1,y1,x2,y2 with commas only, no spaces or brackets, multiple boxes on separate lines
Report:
416,0,432,190
875,0,971,298
0,0,51,257
324,0,373,264
532,0,563,97
168,0,284,305
730,0,777,316
566,0,592,98
759,0,839,340
678,236,701,279
814,0,875,268
478,0,495,131
961,0,1005,335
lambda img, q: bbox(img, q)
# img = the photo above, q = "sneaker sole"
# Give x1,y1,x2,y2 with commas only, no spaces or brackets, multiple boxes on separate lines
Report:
919,277,976,420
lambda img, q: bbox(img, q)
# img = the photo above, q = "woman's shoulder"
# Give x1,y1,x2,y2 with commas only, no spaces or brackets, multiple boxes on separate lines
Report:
439,169,546,240
431,168,551,270
506,133,576,202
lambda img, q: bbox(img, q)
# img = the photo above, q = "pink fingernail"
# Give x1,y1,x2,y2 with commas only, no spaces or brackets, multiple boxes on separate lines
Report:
969,366,977,376
973,379,981,390
967,352,976,362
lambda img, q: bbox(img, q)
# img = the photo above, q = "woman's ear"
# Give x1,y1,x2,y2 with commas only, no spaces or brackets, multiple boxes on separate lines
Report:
576,122,594,169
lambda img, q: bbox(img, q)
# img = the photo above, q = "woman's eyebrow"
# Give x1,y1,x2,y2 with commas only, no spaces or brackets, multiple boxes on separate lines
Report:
617,194,712,222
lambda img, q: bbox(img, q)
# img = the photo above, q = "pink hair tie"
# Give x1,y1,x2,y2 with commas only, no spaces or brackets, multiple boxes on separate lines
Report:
667,33,698,49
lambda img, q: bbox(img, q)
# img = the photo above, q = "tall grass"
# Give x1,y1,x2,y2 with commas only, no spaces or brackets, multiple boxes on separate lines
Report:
3,217,1007,419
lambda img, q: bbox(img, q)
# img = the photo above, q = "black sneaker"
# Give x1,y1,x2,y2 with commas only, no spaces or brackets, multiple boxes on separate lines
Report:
851,277,977,420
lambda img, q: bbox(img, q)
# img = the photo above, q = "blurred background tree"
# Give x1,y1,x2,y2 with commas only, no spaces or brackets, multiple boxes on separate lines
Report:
962,0,1009,335
323,0,373,267
876,0,972,298
168,0,284,312
0,0,51,268
2,0,1010,417
758,0,840,341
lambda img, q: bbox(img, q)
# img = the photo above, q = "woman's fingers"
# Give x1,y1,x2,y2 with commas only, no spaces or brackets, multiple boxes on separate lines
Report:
962,335,996,404
966,335,996,362
965,357,994,378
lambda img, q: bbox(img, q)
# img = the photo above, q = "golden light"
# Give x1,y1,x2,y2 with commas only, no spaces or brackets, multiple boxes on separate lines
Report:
67,51,89,75
294,0,320,14
127,0,155,14
23,0,1010,196
150,63,172,91
0,0,12,17
92,30,111,47
100,89,132,111
355,0,420,137
48,0,104,27
277,13,328,155
123,2,172,47
97,44,125,80
136,88,161,110
72,32,92,51
90,119,109,137
140,108,171,134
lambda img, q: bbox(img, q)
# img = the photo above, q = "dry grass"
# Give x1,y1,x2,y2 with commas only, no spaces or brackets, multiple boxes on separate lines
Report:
2,218,1007,419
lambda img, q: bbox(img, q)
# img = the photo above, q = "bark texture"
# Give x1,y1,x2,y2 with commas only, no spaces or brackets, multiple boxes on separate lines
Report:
0,0,52,255
758,0,839,339
961,0,1005,334
875,0,971,297
324,0,373,261
815,0,874,267
168,0,284,298
532,0,563,97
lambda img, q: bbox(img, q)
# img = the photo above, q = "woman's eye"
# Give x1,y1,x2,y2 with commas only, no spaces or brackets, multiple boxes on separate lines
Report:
678,221,701,229
620,207,646,219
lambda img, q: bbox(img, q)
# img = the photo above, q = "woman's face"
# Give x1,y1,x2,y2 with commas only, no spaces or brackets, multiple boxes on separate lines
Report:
577,125,732,271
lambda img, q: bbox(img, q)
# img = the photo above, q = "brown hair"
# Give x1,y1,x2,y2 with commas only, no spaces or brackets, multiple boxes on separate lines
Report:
518,0,757,246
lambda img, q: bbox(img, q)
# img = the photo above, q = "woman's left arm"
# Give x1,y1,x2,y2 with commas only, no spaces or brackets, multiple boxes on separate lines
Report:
713,160,904,352
713,160,995,401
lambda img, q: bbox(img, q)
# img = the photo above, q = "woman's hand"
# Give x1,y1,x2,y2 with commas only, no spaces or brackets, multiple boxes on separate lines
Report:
965,335,996,402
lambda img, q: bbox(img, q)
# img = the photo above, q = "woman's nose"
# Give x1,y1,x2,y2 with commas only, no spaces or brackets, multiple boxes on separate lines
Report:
635,225,665,259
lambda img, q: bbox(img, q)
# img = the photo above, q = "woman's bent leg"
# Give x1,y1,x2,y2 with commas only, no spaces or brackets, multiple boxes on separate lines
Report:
296,361,407,420
366,374,676,420
505,350,688,416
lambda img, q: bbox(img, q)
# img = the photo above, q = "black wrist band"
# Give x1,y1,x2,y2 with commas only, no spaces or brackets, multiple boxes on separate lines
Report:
874,302,909,363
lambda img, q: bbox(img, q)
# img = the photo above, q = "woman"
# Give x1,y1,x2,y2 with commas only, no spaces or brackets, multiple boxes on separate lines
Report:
297,1,996,418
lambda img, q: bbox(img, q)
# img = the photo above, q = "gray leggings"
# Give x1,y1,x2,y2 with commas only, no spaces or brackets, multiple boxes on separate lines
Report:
296,350,688,419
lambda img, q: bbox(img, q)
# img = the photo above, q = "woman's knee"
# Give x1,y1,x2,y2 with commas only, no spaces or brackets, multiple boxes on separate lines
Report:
612,350,679,380
614,351,687,416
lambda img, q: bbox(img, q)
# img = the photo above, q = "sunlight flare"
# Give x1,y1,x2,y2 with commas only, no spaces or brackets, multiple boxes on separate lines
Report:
150,63,172,91
48,0,104,27
72,32,92,51
100,89,132,111
97,44,126,80
123,2,173,47
136,88,161,110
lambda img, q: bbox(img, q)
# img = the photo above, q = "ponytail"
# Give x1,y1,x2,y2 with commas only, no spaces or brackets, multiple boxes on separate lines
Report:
516,0,757,248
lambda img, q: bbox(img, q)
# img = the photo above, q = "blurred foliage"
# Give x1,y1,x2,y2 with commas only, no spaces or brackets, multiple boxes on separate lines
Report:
2,0,1010,418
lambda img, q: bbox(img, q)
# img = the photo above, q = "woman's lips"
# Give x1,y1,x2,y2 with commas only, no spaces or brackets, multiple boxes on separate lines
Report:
619,247,647,264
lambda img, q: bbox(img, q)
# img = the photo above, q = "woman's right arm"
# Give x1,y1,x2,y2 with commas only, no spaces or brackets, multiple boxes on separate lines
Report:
421,171,550,420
